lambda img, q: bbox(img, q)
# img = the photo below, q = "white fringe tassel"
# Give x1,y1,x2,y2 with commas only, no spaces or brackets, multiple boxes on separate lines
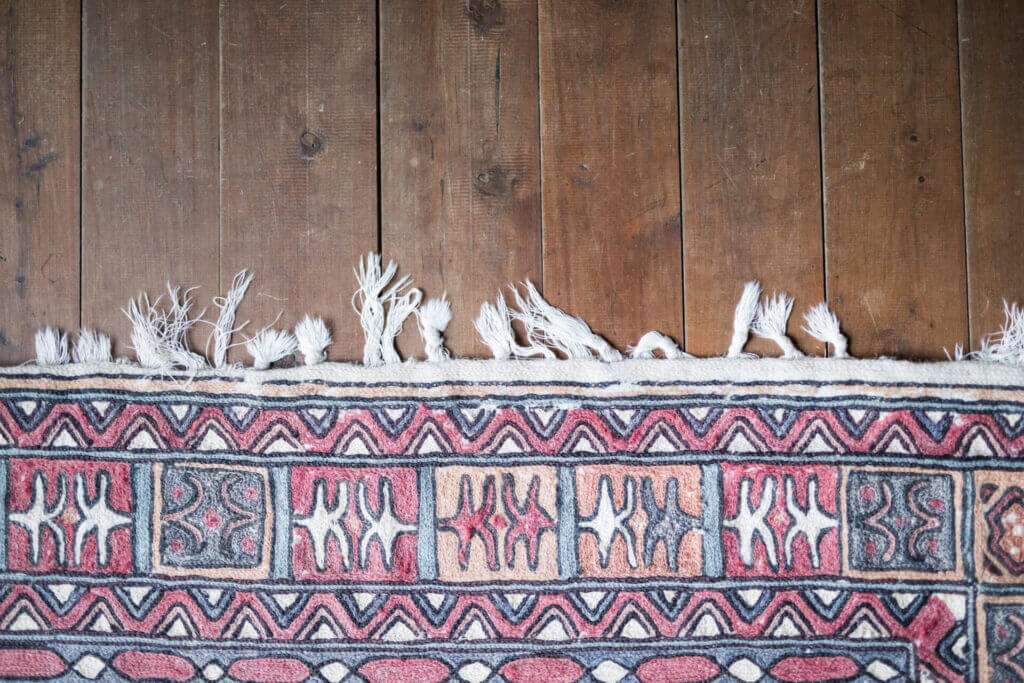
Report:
381,283,423,365
354,254,416,367
508,281,622,361
35,327,70,366
123,286,206,371
803,303,849,359
72,329,112,364
474,295,542,360
974,301,1024,366
752,292,804,359
418,296,453,362
210,270,254,368
629,331,692,359
727,281,762,358
245,328,298,370
295,316,331,366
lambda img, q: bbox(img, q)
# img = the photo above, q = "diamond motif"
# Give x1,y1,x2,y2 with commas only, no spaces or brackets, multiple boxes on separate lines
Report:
591,660,630,683
458,661,492,682
319,661,350,683
728,658,763,682
202,663,225,681
865,659,899,681
73,655,106,680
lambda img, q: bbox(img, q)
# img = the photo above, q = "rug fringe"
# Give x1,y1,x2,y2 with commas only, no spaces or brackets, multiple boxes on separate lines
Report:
35,327,70,366
295,315,331,366
418,295,452,362
28,253,1024,370
72,328,113,364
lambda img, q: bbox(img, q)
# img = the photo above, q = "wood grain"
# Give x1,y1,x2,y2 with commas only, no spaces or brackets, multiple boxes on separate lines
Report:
538,0,683,351
959,0,1024,345
81,0,220,357
679,0,824,357
380,0,541,359
0,0,80,362
221,0,377,362
819,0,968,359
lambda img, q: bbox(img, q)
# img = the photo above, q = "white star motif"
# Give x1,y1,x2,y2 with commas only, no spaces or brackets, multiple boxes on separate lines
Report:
295,480,350,571
783,476,838,568
10,471,66,565
724,477,778,568
74,472,132,566
357,479,417,569
579,475,637,568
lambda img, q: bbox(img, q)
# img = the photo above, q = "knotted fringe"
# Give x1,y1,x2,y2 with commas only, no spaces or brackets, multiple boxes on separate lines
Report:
295,316,331,366
35,327,69,366
418,296,452,362
973,302,1024,366
509,281,622,361
752,292,804,359
124,286,206,371
353,254,423,366
26,253,1024,370
245,328,298,370
73,329,113,364
474,296,535,360
728,281,761,358
210,270,254,368
803,303,849,359
630,332,691,359
381,285,422,365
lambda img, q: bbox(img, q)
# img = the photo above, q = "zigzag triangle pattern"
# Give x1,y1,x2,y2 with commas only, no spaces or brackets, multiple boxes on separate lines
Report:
0,370,1021,682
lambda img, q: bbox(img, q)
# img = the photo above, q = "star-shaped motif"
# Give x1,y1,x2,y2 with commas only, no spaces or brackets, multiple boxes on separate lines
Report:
10,471,67,565
294,480,351,571
74,471,131,566
783,476,838,568
357,478,417,569
724,477,778,568
578,475,637,568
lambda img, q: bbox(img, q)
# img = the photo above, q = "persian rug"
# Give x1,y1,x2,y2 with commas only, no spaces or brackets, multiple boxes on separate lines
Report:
0,358,1022,683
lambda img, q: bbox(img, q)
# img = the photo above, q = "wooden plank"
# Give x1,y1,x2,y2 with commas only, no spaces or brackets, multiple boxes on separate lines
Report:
380,0,541,359
819,0,967,359
679,0,824,357
221,0,377,362
959,0,1024,345
0,0,80,362
81,0,219,357
538,0,682,351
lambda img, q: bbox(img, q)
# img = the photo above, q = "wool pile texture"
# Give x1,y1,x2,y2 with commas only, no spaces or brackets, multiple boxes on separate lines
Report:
0,358,1022,682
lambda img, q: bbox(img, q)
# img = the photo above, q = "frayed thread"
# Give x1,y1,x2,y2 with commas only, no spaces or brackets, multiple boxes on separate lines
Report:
508,281,622,361
727,281,761,358
973,301,1024,366
629,331,691,359
295,316,331,366
245,328,297,370
123,286,206,371
418,296,452,362
474,295,542,360
752,292,804,359
381,281,422,365
210,270,254,368
35,327,69,366
803,303,849,358
72,329,112,364
353,254,423,366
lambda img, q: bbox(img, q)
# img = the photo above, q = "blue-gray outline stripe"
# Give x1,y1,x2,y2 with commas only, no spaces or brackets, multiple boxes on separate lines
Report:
701,464,723,577
557,466,578,578
132,463,152,573
272,467,291,579
417,466,436,580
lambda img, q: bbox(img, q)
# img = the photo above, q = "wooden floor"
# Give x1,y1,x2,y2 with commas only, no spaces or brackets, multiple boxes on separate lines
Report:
1,0,1021,363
